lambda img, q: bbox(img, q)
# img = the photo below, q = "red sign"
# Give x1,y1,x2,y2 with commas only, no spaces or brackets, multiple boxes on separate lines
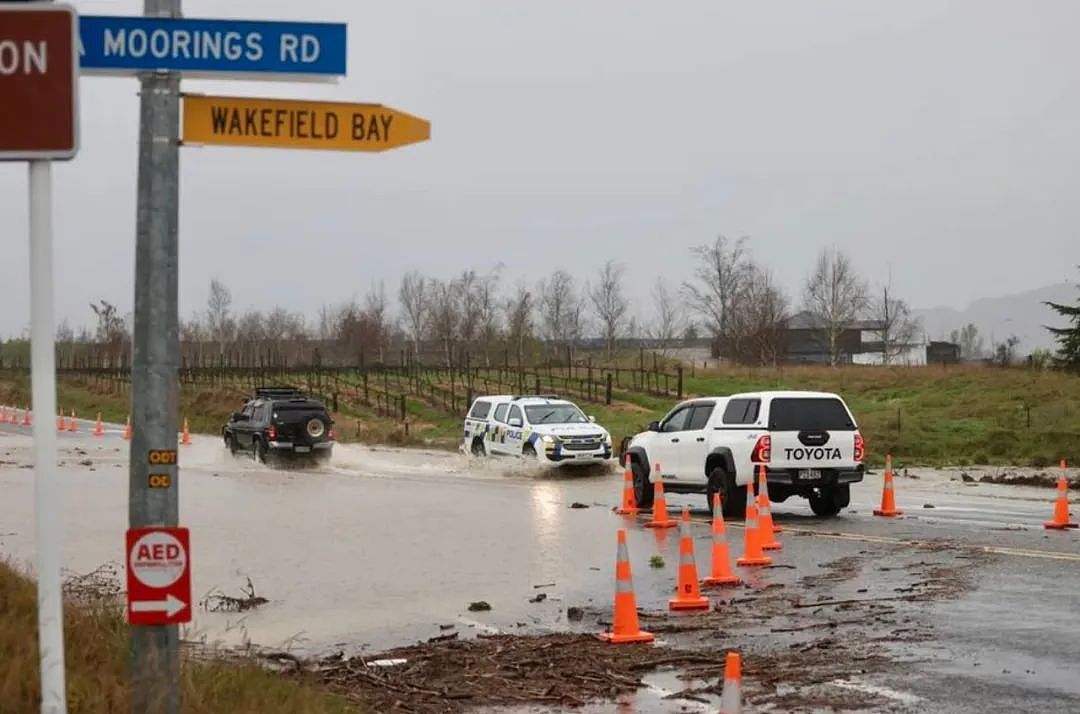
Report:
125,527,192,626
0,3,79,160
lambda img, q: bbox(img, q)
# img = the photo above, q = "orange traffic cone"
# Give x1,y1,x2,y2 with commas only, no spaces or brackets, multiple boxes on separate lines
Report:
757,463,782,533
873,454,902,517
737,483,772,567
719,651,743,714
181,417,191,446
56,411,67,432
93,413,105,437
598,529,655,644
68,409,78,433
1044,460,1078,530
22,407,31,426
644,466,678,529
703,493,741,587
123,416,132,441
615,455,640,515
756,466,782,551
670,507,710,611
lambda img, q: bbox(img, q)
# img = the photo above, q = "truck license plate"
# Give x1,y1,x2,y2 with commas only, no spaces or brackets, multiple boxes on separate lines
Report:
294,446,311,453
798,469,821,480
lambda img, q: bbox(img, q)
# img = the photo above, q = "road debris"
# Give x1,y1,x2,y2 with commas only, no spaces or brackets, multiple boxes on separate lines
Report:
467,601,492,612
201,577,269,613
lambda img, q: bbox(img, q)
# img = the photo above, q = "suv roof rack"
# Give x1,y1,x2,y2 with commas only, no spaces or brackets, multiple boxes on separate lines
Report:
510,394,561,401
254,386,306,398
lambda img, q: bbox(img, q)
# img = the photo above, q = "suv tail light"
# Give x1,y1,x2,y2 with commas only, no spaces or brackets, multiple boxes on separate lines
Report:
268,424,277,441
854,433,865,463
751,434,771,463
328,425,336,441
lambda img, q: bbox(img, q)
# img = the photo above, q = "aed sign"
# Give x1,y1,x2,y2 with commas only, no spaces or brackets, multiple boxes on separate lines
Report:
148,449,177,465
181,94,431,153
125,527,191,625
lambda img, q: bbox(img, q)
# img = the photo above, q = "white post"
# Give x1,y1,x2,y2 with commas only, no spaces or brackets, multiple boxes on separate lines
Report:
29,159,67,714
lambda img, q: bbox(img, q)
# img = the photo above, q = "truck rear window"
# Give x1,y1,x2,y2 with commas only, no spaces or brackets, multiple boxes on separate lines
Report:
768,398,855,432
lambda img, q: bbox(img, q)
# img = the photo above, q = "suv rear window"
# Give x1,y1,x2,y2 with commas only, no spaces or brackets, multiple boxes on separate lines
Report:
469,400,492,419
768,398,855,432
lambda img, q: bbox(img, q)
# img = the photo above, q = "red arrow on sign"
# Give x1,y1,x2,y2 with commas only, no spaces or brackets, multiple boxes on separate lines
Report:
126,527,192,626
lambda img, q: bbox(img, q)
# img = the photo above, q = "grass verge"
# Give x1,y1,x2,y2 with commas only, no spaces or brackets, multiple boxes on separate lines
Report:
0,561,356,714
1,364,1077,466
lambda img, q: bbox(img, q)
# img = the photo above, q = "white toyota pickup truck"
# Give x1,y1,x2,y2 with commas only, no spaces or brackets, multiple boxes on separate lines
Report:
623,390,865,518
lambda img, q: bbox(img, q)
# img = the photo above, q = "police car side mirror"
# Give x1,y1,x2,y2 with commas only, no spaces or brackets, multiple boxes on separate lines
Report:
647,420,660,432
588,415,596,423
508,417,522,428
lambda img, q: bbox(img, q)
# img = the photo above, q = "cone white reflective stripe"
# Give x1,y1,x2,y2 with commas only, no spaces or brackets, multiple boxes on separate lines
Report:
720,679,741,713
884,481,894,490
712,524,728,545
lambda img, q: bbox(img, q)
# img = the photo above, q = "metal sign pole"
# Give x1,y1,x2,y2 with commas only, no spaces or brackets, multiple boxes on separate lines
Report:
29,158,67,714
129,0,182,710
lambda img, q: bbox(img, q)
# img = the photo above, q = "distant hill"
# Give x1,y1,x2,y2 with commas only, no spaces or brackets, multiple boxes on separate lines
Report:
914,282,1076,354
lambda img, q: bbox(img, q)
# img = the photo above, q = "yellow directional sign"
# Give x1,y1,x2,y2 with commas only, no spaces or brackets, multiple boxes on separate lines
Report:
181,94,430,152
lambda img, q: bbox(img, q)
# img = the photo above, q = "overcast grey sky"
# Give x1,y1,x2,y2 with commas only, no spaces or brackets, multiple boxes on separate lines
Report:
1,0,1076,338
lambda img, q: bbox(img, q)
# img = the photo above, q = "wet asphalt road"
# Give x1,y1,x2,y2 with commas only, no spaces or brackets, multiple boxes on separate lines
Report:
1,417,1079,713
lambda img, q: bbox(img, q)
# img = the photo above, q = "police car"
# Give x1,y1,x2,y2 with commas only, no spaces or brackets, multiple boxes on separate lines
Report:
463,394,614,466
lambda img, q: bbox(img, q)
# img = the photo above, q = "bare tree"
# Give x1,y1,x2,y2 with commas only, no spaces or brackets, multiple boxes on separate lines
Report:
206,278,234,347
869,282,921,365
235,310,266,341
802,247,869,366
263,307,307,341
364,281,389,362
949,323,984,360
474,269,502,364
90,300,128,344
646,278,683,354
428,277,462,366
739,266,789,366
587,260,629,358
683,235,753,360
55,319,74,343
398,270,429,358
537,269,583,352
505,282,534,366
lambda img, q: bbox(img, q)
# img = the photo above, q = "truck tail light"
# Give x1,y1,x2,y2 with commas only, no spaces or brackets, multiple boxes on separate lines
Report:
751,434,771,463
268,424,277,441
854,433,865,463
328,425,336,441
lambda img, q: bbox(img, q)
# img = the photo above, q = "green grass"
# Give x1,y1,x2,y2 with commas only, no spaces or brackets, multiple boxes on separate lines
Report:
1,364,1077,466
0,561,356,713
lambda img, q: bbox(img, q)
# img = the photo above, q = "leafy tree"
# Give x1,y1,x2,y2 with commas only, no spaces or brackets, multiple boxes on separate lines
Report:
1045,280,1080,370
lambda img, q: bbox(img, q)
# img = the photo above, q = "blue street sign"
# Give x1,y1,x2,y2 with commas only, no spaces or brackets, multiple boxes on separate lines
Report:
78,16,347,79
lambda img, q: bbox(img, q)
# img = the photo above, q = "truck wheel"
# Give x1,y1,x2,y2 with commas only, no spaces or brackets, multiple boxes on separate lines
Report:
808,486,849,517
470,438,486,457
709,467,744,519
225,433,239,454
631,460,654,509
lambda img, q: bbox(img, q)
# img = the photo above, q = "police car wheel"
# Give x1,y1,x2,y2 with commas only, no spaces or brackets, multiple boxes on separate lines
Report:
470,438,485,457
522,443,538,459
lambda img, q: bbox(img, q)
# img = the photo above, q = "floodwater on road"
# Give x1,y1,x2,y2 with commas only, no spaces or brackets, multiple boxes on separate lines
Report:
2,419,1080,712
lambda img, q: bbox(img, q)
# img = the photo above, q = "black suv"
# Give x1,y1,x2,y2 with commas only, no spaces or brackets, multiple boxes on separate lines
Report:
223,387,335,464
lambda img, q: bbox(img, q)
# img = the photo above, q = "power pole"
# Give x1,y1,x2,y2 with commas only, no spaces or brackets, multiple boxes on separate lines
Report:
129,0,182,710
